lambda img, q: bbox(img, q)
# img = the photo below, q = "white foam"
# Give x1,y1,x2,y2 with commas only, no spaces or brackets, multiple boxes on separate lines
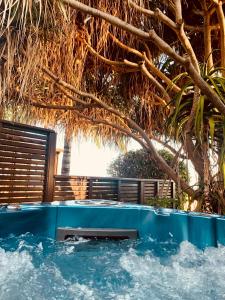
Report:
1,239,225,300
119,241,225,300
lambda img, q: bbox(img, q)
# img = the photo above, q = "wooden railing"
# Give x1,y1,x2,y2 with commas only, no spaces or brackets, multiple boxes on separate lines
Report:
54,175,175,204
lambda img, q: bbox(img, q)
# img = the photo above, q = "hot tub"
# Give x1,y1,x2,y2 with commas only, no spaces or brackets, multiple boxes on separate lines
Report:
0,201,225,299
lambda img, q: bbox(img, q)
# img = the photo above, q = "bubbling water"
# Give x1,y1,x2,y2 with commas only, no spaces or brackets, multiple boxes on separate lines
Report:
0,234,225,300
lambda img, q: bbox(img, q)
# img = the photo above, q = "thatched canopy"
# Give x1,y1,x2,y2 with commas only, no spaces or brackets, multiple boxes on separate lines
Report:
0,0,224,144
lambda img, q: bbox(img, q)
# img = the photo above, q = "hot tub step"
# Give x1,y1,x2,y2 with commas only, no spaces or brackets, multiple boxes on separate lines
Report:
57,227,138,241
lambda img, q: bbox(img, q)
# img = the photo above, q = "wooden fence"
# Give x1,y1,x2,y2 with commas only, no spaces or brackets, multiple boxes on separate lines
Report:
54,175,175,204
0,120,175,204
0,120,56,203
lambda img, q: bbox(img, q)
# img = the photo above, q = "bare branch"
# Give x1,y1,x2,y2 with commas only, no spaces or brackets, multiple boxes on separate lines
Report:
109,33,181,93
140,62,170,102
29,100,149,151
63,0,150,39
152,136,187,159
173,0,183,24
85,41,139,73
216,2,225,75
128,0,177,30
203,4,214,71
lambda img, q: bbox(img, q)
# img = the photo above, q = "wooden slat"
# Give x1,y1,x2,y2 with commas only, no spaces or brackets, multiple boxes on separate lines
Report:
0,186,43,191
0,180,44,186
0,175,44,181
0,136,46,150
92,188,117,192
120,187,139,191
54,183,87,188
0,133,47,145
54,191,76,196
0,143,46,155
0,150,46,161
55,186,88,191
0,169,44,175
92,181,117,185
53,196,80,201
0,192,43,197
0,156,45,166
0,127,47,140
0,197,43,203
0,163,45,171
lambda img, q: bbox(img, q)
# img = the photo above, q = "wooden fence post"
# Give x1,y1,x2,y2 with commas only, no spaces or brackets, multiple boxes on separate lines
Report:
88,178,93,199
171,181,176,198
154,181,159,197
43,131,56,202
117,180,121,202
138,180,145,204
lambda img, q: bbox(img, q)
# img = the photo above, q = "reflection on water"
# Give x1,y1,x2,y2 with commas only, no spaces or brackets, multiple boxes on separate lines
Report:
0,233,225,300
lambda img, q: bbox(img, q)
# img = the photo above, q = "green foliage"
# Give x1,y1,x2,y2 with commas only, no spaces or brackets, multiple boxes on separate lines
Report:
146,197,178,209
167,66,225,189
107,149,188,180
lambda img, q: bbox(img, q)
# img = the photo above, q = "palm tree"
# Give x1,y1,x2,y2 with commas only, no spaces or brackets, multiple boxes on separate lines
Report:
61,136,72,175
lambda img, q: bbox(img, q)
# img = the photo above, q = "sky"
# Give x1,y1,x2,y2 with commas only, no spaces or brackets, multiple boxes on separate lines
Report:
56,132,198,186
56,133,141,176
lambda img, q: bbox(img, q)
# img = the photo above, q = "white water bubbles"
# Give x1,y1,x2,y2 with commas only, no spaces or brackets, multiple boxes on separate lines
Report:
119,241,225,300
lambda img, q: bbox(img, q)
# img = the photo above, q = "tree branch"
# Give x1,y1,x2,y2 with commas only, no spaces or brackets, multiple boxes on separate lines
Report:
62,0,225,115
216,1,225,75
152,136,187,159
109,33,181,93
63,0,150,39
29,100,150,151
42,65,195,196
128,0,177,30
204,9,214,71
84,41,139,73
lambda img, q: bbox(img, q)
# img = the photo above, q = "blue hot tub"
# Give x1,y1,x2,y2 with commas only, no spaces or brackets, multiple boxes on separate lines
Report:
0,200,224,249
1,200,225,299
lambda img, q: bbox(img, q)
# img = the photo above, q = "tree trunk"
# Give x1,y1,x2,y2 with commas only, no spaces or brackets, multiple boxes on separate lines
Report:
61,136,72,175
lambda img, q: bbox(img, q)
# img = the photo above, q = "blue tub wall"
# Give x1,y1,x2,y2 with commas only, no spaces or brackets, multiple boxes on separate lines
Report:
0,207,57,239
216,217,225,245
1,203,225,249
56,206,141,230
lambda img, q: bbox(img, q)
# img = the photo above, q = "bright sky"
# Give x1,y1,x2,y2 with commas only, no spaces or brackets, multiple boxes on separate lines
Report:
56,132,198,186
56,133,141,176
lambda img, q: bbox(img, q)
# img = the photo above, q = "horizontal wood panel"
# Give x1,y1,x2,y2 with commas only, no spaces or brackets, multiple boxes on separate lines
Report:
0,127,47,141
0,120,57,204
92,188,117,192
120,187,138,191
92,184,117,188
0,156,45,166
53,176,175,203
0,169,44,175
92,181,117,184
0,150,46,161
0,180,44,186
0,144,46,155
0,133,47,145
55,186,88,191
0,175,44,181
53,196,86,201
0,137,46,151
0,163,45,171
54,191,77,197
0,191,43,197
0,186,43,191
0,197,43,203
